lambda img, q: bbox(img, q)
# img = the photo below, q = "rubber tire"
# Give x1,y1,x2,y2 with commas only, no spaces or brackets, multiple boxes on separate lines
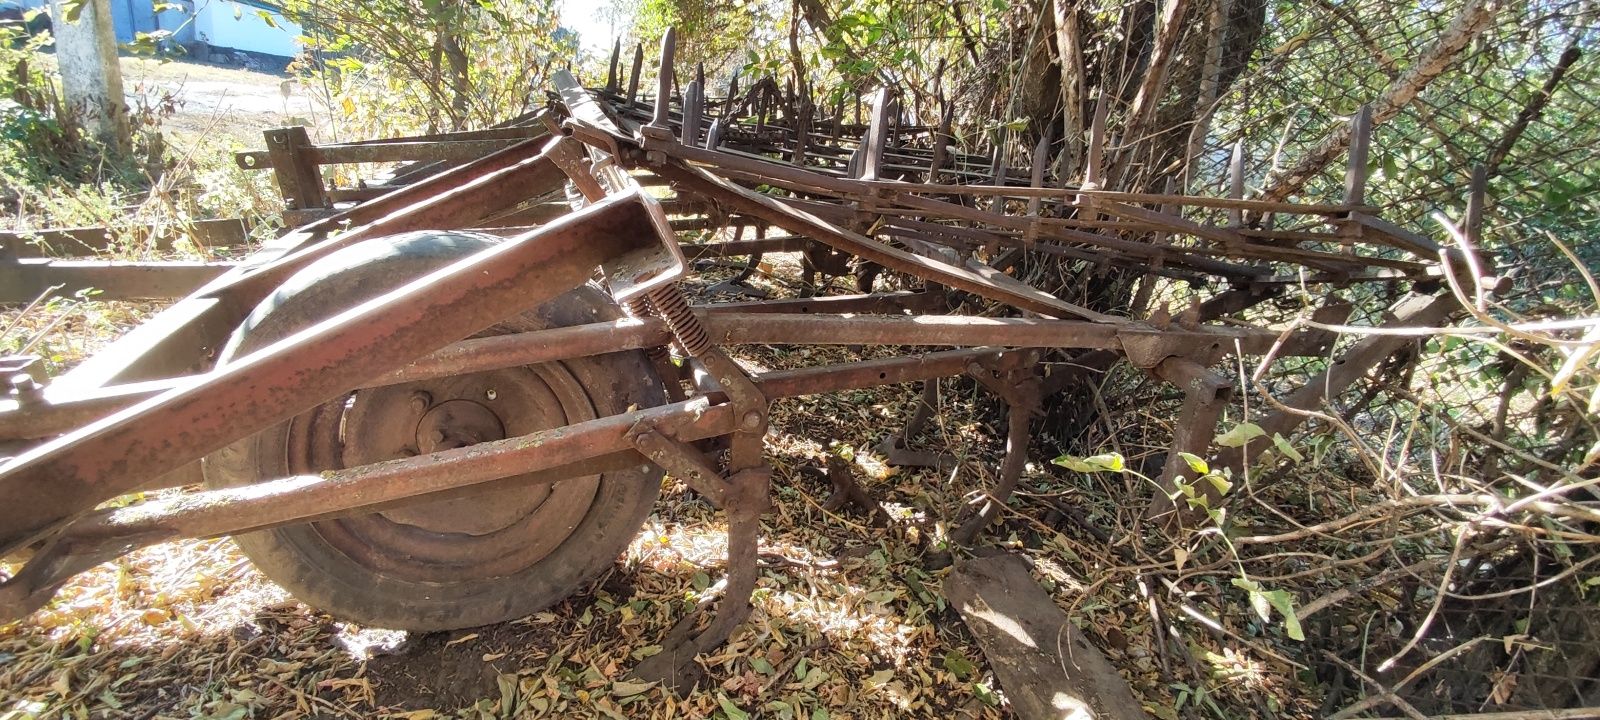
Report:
202,231,665,631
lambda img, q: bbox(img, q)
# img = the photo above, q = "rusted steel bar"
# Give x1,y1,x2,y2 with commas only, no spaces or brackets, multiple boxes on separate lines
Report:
222,136,575,301
703,291,943,315
681,236,809,259
0,319,673,441
707,312,1122,348
648,158,1113,321
0,260,233,303
0,218,251,258
0,190,673,556
753,348,1028,398
60,134,573,391
236,125,547,169
0,398,736,620
62,399,732,553
301,139,530,166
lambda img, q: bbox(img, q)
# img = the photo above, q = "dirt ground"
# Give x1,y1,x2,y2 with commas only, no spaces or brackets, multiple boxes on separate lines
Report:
115,55,321,145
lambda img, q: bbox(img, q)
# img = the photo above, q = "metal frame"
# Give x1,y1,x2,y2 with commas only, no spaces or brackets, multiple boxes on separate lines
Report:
0,33,1476,681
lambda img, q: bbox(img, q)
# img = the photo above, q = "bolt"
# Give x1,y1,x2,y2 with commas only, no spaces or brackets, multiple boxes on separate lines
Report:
740,410,764,431
9,373,44,408
486,388,498,401
409,391,432,412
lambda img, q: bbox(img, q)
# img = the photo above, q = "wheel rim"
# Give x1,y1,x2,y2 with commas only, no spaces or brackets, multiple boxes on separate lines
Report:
283,362,601,584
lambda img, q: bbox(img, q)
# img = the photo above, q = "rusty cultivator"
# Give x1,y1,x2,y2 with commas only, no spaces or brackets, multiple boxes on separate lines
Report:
0,32,1480,684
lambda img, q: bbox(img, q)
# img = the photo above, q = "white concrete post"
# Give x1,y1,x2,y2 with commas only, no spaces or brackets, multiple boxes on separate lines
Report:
50,0,131,155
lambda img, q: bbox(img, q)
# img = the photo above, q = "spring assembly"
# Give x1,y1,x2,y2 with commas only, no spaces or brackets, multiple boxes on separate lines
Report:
644,284,712,358
622,296,674,365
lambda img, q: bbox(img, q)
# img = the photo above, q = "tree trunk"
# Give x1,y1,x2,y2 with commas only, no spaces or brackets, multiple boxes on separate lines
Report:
50,0,131,155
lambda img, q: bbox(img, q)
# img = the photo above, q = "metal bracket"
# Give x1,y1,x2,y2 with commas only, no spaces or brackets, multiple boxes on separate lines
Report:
629,426,729,507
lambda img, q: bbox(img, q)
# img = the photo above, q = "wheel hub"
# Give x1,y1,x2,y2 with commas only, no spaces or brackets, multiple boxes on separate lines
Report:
287,364,602,580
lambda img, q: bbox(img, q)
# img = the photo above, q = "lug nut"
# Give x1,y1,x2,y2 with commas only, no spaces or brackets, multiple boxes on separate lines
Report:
740,410,764,431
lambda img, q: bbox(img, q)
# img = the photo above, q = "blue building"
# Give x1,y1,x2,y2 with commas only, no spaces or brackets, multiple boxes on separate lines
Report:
15,0,301,58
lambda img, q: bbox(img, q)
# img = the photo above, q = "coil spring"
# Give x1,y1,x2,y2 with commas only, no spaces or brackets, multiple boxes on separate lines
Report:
646,284,712,358
623,296,674,364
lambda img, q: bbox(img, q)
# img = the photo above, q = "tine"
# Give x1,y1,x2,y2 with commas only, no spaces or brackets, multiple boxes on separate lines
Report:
627,43,644,107
650,27,677,130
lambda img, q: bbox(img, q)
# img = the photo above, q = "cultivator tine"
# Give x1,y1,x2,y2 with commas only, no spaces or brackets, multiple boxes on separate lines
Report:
1085,93,1108,190
649,28,676,132
682,78,704,146
705,118,725,150
1228,139,1246,227
1345,104,1373,208
861,88,891,181
1025,135,1050,244
929,102,953,183
626,43,644,107
1466,163,1486,247
606,38,621,94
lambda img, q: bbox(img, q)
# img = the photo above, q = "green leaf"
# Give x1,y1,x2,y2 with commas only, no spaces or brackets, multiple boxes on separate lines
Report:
1231,578,1270,621
1177,452,1209,475
630,645,661,660
1271,433,1304,462
942,651,976,679
751,657,775,675
800,666,828,689
1205,472,1233,497
1263,589,1305,641
1231,578,1303,640
1215,422,1266,448
717,694,750,720
810,708,830,720
973,681,999,706
1052,452,1125,473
